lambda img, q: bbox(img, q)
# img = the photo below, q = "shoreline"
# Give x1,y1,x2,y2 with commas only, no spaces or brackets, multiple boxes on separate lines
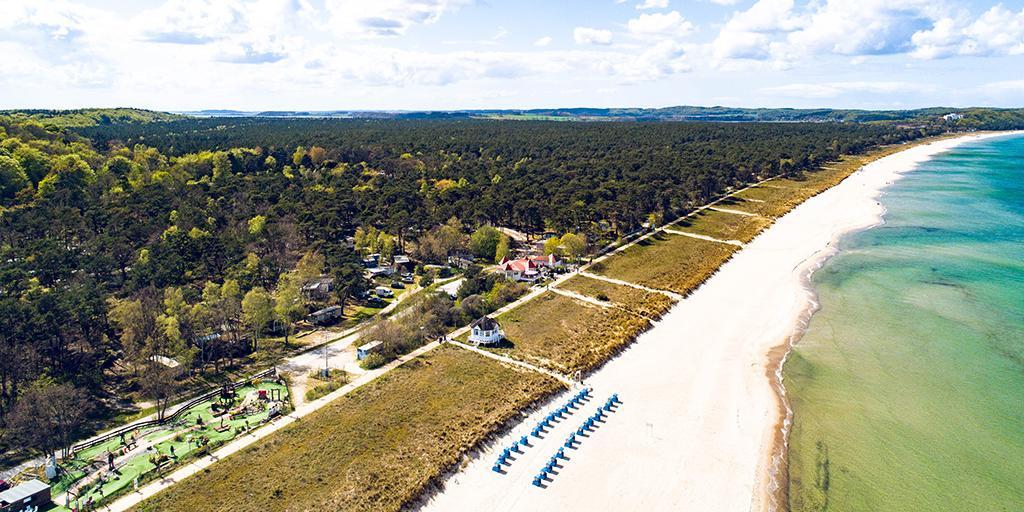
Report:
756,130,1024,512
415,132,1022,512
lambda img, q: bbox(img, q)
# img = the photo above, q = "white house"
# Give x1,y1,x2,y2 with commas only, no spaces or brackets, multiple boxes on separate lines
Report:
357,340,383,360
943,113,964,121
468,316,503,345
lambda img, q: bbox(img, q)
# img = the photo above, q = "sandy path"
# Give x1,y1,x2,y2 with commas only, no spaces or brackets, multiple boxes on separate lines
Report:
662,228,744,247
418,134,1013,512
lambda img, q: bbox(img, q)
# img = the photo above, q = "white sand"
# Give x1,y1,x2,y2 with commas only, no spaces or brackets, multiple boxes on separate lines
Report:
418,133,1017,512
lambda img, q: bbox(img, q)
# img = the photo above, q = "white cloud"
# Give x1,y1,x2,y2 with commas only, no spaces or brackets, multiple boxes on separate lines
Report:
627,11,694,39
712,0,800,62
787,0,945,56
760,81,931,99
326,0,468,37
534,36,553,47
607,40,692,81
574,27,613,45
636,0,669,10
961,5,1024,56
710,0,1024,68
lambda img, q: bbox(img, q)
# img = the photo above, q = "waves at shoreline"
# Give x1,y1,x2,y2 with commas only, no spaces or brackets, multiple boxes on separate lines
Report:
761,131,1024,512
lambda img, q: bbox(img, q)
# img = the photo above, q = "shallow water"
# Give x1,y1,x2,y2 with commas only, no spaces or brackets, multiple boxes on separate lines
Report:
786,134,1024,511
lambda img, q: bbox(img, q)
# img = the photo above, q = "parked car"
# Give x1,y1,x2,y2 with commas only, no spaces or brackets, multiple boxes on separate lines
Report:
366,296,386,307
400,273,414,283
375,286,394,298
391,281,405,289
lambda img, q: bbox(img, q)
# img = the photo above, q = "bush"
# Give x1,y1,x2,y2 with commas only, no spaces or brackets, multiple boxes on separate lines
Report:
595,292,610,302
359,353,387,370
304,380,344,402
420,272,435,288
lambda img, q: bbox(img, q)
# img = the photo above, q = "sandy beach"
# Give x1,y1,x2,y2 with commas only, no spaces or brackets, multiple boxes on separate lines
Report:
417,133,1014,512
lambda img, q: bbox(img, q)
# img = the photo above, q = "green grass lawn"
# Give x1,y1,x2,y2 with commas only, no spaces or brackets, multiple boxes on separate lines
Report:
131,346,560,512
589,232,737,296
55,381,288,511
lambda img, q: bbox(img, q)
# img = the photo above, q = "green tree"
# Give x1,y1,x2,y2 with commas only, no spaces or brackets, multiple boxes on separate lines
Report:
543,237,562,256
12,145,49,185
560,233,587,261
0,155,29,202
242,287,274,351
494,234,512,263
469,226,502,262
274,272,304,347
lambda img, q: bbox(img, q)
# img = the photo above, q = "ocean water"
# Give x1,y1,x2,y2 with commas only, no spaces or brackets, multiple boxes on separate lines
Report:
785,134,1024,511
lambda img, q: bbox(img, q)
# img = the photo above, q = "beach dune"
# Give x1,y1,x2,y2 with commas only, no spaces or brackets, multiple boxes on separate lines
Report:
417,134,1008,512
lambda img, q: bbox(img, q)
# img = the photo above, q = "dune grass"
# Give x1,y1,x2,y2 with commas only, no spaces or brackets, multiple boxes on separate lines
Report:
489,292,651,374
589,232,737,296
673,208,772,243
132,346,559,512
556,274,675,319
726,145,920,218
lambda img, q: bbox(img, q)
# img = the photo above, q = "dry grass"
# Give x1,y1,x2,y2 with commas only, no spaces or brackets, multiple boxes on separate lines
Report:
132,346,560,512
589,232,737,296
557,274,675,319
725,143,926,218
491,292,651,374
673,208,772,243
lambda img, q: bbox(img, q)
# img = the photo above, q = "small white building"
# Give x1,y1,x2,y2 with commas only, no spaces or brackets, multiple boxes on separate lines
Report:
468,316,503,345
943,113,964,121
357,340,384,360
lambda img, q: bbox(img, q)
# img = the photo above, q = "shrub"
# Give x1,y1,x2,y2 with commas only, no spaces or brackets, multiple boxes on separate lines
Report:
304,380,344,402
595,292,610,302
359,352,387,370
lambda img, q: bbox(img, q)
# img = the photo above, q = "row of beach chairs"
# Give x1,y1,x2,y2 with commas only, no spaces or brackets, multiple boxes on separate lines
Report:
533,393,619,487
493,387,592,473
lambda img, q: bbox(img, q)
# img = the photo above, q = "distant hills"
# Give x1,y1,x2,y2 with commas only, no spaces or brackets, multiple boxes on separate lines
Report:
0,108,184,127
175,106,1024,128
4,106,1024,130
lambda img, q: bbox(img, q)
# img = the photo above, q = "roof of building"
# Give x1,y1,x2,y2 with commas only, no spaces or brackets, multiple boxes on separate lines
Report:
311,305,342,315
528,254,559,265
358,340,383,351
0,479,50,504
500,257,537,272
470,316,500,331
149,355,181,369
302,277,334,291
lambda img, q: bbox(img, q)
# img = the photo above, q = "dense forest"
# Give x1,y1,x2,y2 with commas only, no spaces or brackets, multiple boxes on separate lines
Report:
77,118,930,235
0,108,960,457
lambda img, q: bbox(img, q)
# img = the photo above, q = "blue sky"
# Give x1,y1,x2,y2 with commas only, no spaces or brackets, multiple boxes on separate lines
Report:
1,0,1023,110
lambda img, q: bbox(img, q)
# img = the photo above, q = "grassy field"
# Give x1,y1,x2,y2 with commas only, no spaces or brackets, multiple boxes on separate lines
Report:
557,274,675,319
673,208,772,243
589,232,737,296
489,292,651,374
132,346,560,512
726,145,919,218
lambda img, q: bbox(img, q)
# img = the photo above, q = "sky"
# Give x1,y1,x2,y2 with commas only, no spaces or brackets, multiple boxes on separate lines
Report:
1,0,1023,111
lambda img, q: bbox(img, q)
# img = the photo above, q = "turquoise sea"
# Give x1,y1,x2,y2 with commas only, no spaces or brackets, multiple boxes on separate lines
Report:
786,134,1024,511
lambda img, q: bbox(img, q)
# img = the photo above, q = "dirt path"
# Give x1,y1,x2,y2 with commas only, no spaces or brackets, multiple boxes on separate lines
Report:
663,228,744,247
